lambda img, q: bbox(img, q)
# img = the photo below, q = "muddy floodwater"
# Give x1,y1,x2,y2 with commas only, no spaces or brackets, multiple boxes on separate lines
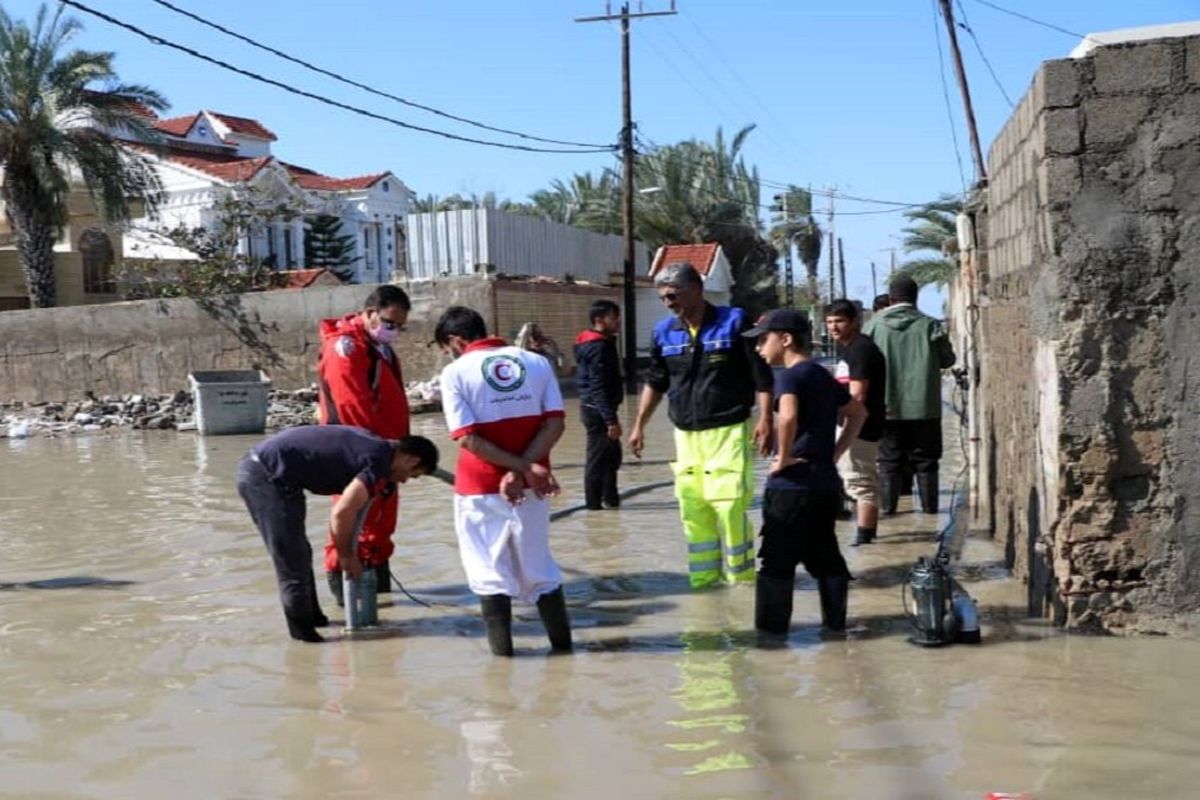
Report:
3,399,1200,799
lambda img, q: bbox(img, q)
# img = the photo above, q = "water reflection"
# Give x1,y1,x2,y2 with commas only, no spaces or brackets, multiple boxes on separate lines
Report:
3,407,1200,798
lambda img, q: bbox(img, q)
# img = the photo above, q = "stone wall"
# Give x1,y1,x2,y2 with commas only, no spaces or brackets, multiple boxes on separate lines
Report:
0,277,493,402
975,35,1200,634
0,275,628,402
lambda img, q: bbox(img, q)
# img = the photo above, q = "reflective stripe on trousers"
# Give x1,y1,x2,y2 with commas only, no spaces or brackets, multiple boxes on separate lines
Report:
671,421,755,587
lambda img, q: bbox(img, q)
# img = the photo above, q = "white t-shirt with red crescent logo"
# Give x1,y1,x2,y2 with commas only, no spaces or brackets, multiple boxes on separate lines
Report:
440,338,565,494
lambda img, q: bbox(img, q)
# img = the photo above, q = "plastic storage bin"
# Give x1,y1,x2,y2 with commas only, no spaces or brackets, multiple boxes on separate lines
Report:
188,370,271,435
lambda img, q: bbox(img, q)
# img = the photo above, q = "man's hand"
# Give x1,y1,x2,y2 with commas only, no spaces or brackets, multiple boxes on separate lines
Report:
769,454,804,474
340,551,364,580
628,425,645,459
499,470,526,505
606,420,622,440
753,417,774,457
523,463,561,499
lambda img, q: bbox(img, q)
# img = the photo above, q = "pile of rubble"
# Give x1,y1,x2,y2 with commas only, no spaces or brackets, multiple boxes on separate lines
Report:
1,383,443,439
0,388,320,439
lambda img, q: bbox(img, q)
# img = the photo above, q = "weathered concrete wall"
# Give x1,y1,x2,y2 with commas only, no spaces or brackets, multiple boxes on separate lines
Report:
977,35,1200,634
0,278,493,402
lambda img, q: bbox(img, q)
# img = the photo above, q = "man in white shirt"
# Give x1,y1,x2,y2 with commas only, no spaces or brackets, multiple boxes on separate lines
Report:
436,306,572,657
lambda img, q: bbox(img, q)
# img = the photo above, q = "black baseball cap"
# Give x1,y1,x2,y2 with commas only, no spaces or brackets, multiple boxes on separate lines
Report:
742,308,811,339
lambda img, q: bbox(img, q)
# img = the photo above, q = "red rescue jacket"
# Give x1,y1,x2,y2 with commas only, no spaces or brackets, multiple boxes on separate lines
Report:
316,313,410,439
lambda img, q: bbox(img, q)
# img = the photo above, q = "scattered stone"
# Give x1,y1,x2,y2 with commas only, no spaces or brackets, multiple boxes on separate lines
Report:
0,382,438,439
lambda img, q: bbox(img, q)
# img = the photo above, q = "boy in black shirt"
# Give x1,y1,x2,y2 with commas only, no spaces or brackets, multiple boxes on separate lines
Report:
743,309,867,636
236,426,438,642
826,299,888,545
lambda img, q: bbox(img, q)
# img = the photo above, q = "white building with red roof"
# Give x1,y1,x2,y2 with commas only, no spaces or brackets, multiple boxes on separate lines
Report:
119,108,412,284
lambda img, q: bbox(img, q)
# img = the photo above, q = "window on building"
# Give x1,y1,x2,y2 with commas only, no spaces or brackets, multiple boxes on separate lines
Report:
363,227,376,272
283,227,295,268
382,181,390,192
266,227,277,267
80,228,116,294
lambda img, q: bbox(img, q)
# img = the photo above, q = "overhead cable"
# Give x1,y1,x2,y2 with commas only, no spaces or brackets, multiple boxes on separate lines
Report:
60,0,616,154
634,134,925,209
149,0,611,150
955,0,1015,108
971,0,1103,45
932,0,969,193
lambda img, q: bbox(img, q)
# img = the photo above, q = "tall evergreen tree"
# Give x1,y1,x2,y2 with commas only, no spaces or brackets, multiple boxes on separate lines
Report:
304,214,359,282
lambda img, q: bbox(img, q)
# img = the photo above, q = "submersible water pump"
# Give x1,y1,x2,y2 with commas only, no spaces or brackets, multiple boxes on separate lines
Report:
903,556,981,647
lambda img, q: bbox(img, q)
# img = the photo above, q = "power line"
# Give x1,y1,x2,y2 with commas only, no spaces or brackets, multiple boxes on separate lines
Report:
932,0,968,193
971,0,1102,45
149,0,610,150
955,0,1015,108
60,0,616,155
634,134,926,209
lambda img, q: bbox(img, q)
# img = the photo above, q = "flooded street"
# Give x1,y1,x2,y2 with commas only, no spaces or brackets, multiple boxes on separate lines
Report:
3,399,1200,799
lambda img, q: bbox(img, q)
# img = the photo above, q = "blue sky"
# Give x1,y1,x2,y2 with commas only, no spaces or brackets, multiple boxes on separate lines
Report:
15,0,1200,311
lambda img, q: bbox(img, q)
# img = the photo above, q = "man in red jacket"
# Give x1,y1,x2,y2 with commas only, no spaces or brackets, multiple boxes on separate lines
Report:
317,285,411,605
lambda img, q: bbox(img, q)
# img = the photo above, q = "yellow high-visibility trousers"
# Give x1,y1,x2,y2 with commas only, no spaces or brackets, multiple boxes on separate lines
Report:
671,421,755,588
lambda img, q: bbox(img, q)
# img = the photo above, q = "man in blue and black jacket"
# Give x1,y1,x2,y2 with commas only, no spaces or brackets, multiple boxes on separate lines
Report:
574,299,625,510
628,263,774,588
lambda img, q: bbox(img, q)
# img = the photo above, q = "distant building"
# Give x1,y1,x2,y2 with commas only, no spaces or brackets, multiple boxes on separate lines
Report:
120,108,412,285
0,191,135,310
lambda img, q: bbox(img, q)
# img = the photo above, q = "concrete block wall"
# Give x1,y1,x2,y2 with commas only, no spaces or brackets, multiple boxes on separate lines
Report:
978,35,1200,634
493,280,622,375
0,277,493,402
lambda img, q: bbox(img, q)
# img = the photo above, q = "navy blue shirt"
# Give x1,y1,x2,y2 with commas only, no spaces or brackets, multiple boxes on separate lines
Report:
251,425,393,496
766,361,850,492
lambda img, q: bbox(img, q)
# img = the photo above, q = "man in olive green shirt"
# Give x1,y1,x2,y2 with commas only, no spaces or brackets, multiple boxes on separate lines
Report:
862,275,956,514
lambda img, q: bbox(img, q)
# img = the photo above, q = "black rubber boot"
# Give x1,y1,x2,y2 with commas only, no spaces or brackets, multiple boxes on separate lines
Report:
285,613,325,643
879,473,901,516
817,576,849,633
852,526,876,547
326,571,344,608
536,586,573,652
480,594,514,657
917,474,939,514
375,561,392,594
304,569,329,627
754,575,794,636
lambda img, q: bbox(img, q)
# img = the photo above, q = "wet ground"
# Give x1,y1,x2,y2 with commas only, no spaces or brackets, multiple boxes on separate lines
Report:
3,400,1200,799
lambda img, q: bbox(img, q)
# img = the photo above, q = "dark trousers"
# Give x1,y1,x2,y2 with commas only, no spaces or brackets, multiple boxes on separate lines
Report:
757,488,851,581
236,456,321,627
878,418,943,478
581,404,622,509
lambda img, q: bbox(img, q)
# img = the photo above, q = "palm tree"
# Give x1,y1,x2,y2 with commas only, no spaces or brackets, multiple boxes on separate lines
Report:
897,194,963,288
0,5,166,307
631,125,777,316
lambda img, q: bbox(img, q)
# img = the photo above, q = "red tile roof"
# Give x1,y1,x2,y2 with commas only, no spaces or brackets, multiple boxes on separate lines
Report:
83,90,160,120
271,268,344,289
209,112,277,141
283,163,388,192
153,114,199,137
651,243,722,277
146,147,274,182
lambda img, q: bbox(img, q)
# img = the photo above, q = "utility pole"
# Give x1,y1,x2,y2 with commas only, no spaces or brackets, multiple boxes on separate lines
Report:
826,188,836,305
870,261,878,298
937,0,988,185
577,2,677,393
771,191,794,306
837,237,847,299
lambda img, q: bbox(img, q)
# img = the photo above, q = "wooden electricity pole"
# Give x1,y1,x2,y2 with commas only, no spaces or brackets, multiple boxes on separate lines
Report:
937,0,988,185
577,2,677,392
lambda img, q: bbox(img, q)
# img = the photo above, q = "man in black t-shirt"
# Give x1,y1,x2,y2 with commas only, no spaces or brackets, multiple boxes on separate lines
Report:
235,426,438,642
826,299,887,546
